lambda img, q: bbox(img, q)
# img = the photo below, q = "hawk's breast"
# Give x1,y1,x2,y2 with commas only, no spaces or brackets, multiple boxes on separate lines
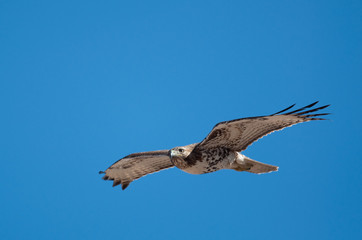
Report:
176,148,236,174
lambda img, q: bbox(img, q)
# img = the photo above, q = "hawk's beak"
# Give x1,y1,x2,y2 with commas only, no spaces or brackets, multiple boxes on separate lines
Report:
169,149,176,158
169,149,180,158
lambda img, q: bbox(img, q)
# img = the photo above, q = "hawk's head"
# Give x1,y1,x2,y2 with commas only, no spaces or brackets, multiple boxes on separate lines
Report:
169,145,195,169
169,144,198,168
169,146,192,159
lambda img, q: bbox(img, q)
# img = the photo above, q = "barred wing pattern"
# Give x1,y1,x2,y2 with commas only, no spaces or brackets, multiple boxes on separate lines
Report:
197,102,330,152
100,150,174,190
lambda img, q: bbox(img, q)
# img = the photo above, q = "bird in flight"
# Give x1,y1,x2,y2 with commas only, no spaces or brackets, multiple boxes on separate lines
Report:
99,102,330,190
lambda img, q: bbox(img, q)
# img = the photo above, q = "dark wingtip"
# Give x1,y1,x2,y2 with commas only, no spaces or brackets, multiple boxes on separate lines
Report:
320,104,330,109
309,118,328,121
99,171,105,174
303,113,331,118
122,183,130,190
285,101,320,115
296,104,330,116
112,179,122,187
306,101,319,107
271,103,296,115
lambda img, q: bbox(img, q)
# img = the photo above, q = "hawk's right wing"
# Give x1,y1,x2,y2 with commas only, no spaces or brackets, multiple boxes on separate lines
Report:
196,102,330,152
99,150,174,190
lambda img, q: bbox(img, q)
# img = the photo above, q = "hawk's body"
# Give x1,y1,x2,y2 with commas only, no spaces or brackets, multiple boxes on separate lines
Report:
170,145,277,175
100,102,330,190
172,145,236,174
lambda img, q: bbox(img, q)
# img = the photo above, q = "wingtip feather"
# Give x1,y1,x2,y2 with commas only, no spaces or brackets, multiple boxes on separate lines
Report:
285,101,320,115
122,183,130,190
296,104,330,116
113,179,122,187
271,103,296,115
309,118,328,121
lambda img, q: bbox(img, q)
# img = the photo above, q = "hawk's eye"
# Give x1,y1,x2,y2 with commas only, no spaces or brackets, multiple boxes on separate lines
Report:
178,149,184,153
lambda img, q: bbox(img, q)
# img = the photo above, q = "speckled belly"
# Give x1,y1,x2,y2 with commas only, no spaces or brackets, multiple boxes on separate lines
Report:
180,149,236,175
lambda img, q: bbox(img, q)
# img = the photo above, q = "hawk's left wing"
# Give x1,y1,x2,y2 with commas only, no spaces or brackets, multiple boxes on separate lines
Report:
99,150,174,190
196,102,330,152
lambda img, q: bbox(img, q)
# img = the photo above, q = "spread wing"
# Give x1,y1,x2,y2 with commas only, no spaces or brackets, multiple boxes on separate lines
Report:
99,150,174,190
197,102,330,152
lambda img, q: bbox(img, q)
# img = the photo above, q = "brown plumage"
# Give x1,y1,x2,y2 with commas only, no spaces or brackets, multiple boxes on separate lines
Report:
100,102,330,190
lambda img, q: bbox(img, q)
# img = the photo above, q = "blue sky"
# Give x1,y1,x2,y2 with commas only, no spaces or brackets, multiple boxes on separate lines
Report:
1,0,361,239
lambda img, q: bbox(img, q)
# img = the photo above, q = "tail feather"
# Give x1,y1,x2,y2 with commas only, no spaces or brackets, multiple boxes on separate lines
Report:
244,157,278,174
233,154,278,174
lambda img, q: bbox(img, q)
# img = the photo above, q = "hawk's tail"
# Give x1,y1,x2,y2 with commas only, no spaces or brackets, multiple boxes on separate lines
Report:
244,157,279,174
233,154,278,174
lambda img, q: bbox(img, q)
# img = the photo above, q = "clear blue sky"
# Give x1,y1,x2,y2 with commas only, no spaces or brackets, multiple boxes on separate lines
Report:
1,0,361,239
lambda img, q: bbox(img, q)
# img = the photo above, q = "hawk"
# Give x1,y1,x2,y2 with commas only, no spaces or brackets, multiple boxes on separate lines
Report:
99,102,330,190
